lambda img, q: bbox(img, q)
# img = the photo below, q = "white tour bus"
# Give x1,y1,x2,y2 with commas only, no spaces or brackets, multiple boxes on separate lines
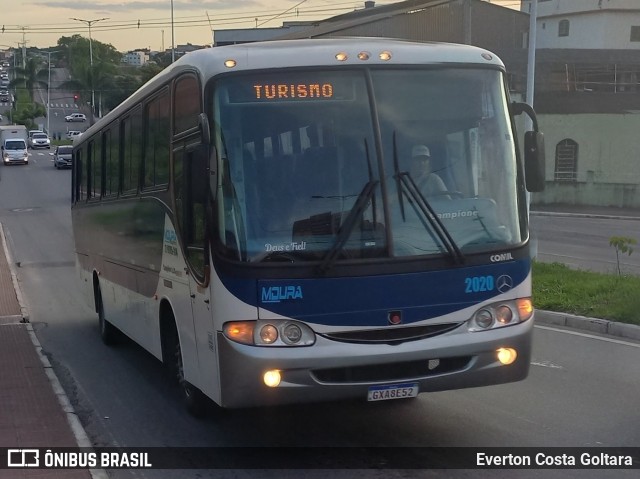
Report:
71,38,545,415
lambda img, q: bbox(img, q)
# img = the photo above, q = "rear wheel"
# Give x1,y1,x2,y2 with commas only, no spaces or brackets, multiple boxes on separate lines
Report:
96,284,118,345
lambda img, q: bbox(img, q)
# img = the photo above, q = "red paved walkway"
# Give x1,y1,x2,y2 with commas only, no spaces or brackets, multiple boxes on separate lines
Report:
0,225,91,478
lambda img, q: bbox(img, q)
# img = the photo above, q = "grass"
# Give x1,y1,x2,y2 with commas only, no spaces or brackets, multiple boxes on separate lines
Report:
532,261,640,326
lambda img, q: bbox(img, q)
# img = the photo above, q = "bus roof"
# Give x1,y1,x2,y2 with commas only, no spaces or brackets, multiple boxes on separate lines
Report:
184,38,505,76
82,38,505,140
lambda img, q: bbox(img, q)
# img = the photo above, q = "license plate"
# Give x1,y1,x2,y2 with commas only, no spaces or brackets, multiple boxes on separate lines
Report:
367,382,419,401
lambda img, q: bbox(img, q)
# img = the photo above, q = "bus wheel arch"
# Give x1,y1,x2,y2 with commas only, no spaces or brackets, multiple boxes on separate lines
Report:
93,272,118,345
159,300,208,417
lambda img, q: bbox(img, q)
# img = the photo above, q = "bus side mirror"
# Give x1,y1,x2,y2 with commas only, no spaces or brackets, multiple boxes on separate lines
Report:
512,102,546,192
198,113,210,145
524,131,545,192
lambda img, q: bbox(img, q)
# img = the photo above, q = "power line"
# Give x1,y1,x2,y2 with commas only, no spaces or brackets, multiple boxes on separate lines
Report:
1,1,363,33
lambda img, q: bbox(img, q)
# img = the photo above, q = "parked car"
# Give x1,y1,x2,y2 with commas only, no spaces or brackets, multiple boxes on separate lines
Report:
66,130,82,140
65,113,87,122
53,145,73,169
28,132,51,149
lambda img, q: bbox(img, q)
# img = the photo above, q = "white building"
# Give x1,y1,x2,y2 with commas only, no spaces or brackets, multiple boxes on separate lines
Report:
520,0,640,208
522,0,640,49
122,50,149,67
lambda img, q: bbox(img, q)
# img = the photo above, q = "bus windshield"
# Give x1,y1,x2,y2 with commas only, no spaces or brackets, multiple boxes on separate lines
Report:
212,68,524,264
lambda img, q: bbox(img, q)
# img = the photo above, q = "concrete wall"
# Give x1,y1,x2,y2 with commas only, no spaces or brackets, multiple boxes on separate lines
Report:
531,113,640,207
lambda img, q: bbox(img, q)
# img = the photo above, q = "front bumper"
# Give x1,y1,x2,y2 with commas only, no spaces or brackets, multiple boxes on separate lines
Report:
215,317,533,408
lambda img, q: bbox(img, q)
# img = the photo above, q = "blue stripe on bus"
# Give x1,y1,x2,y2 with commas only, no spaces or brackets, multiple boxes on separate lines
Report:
219,259,530,327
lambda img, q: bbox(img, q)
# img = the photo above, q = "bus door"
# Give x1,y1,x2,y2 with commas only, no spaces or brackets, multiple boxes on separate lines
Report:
172,139,218,400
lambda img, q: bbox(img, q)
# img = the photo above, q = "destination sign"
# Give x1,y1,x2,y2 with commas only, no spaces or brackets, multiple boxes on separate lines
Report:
223,73,357,104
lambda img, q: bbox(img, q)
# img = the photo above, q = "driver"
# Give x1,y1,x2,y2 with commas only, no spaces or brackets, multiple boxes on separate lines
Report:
410,145,449,197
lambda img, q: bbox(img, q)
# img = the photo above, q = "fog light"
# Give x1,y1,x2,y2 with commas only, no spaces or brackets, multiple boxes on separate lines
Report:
263,369,281,387
497,348,517,365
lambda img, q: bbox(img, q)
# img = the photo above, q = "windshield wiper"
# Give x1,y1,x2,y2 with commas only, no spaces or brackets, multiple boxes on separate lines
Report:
316,179,379,276
391,132,464,265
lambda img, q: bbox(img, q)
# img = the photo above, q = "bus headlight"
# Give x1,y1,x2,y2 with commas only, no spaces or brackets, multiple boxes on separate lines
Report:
468,297,533,332
223,320,315,346
259,324,278,344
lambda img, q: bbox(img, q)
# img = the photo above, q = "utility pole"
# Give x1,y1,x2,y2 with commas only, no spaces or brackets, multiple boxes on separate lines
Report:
44,50,60,135
17,27,28,69
171,0,175,62
526,0,538,131
70,17,109,119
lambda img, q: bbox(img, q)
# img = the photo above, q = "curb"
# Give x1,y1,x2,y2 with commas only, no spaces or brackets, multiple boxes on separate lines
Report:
530,210,640,222
0,222,109,479
0,223,29,322
535,309,640,341
26,323,109,479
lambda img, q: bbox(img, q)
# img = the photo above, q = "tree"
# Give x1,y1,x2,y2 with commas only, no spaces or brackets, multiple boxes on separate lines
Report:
9,56,48,101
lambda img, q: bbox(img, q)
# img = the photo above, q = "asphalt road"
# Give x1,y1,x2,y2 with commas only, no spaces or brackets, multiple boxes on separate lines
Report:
0,160,638,479
530,213,640,276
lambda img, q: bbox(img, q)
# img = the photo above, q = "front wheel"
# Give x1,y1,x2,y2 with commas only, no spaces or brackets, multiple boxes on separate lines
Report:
167,321,208,417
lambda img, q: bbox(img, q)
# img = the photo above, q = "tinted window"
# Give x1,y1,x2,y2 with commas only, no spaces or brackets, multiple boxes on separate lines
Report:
143,89,170,188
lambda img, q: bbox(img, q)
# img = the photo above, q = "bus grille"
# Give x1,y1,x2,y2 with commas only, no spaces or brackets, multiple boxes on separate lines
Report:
312,356,472,384
319,322,463,344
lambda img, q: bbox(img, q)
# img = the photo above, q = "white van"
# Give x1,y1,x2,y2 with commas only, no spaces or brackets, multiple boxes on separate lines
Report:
2,138,29,165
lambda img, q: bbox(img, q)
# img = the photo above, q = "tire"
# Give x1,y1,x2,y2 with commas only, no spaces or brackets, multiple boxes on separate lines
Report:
167,320,208,417
96,284,118,345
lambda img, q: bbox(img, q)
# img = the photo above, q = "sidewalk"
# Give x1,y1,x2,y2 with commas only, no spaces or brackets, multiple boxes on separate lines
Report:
0,225,93,478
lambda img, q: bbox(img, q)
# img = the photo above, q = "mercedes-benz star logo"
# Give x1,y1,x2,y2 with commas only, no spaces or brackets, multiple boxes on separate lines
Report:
496,275,513,293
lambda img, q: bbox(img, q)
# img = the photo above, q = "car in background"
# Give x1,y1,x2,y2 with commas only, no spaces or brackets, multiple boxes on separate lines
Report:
28,132,51,149
53,145,73,169
65,113,87,122
0,90,10,102
2,138,28,165
66,130,82,140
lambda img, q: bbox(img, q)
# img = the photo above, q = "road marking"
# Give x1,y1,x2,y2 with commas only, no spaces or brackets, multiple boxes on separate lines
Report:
530,360,563,369
535,324,640,348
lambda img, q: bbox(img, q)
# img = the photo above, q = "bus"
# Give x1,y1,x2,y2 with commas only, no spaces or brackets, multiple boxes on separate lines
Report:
71,38,545,415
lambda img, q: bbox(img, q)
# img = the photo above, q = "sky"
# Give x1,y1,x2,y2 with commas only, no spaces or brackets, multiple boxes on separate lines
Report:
2,0,521,53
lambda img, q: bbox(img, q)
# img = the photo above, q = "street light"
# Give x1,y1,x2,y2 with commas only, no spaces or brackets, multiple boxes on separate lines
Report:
43,50,60,135
171,0,175,62
70,16,109,119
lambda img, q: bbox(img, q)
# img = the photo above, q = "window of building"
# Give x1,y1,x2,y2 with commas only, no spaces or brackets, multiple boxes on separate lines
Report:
631,26,640,42
558,19,570,37
554,139,578,182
